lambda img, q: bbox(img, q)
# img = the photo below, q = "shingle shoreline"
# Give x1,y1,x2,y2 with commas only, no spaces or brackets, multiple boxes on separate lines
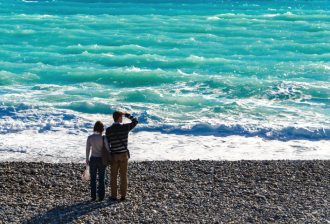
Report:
0,160,329,223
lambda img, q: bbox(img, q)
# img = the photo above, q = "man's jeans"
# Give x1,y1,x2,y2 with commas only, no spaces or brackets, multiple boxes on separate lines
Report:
90,157,106,199
110,152,129,199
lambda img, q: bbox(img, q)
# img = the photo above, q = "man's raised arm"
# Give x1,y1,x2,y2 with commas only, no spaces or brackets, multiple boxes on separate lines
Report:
125,113,138,131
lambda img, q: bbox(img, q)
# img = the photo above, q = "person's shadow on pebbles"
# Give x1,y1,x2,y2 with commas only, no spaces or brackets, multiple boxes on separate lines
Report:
24,200,116,224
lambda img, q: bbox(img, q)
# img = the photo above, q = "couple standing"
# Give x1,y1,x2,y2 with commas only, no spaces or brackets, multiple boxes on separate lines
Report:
86,111,138,201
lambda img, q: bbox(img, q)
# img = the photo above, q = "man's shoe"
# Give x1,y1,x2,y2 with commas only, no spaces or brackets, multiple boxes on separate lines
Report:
109,196,117,201
91,198,96,202
99,198,104,201
120,196,126,201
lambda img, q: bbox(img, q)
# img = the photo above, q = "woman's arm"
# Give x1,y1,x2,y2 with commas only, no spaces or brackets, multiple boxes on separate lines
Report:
86,137,91,165
104,136,111,153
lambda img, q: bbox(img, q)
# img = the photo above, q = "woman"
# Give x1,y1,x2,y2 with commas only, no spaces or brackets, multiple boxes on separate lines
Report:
86,121,110,201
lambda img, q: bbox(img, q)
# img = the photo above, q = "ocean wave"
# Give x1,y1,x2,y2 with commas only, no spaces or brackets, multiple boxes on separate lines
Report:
1,106,330,141
138,123,330,141
207,16,220,20
0,106,94,134
0,71,40,86
59,44,148,55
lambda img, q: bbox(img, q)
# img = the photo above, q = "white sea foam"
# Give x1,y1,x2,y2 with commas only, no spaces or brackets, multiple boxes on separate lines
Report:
284,12,293,15
177,69,191,76
218,13,235,17
102,53,114,57
189,55,204,60
1,131,329,163
126,66,152,72
263,14,280,17
207,16,220,20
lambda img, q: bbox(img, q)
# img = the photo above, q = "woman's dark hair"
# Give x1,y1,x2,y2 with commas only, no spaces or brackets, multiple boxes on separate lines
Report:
113,111,122,122
93,121,104,133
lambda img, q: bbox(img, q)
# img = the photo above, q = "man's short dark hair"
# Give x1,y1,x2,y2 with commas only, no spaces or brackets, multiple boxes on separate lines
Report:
113,111,122,122
93,121,104,133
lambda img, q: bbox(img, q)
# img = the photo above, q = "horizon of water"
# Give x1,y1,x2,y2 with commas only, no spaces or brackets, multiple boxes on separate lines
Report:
1,0,330,162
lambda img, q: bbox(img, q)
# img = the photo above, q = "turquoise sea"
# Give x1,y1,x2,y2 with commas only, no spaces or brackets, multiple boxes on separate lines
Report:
1,0,330,142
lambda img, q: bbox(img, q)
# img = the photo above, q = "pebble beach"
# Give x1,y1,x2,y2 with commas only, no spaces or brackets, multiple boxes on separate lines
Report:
0,160,329,223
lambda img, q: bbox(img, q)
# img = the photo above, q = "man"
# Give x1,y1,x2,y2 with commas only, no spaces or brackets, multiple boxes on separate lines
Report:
106,111,138,201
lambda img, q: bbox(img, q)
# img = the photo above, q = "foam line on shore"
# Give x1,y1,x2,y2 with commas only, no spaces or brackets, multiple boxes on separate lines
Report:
1,132,329,163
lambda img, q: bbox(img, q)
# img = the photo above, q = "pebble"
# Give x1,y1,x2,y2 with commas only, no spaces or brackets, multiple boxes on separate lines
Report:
0,160,329,223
